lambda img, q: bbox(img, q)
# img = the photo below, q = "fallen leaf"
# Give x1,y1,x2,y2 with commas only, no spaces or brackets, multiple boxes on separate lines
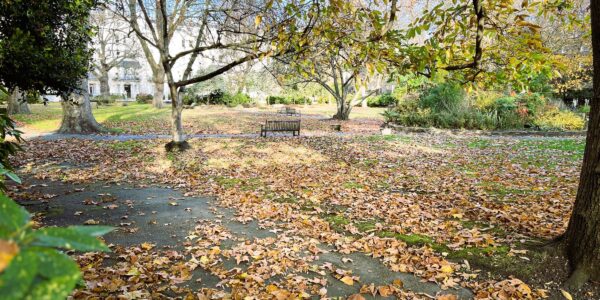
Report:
340,276,354,286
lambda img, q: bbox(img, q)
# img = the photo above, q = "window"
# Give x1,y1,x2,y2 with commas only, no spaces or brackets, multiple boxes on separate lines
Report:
189,40,193,47
182,39,185,47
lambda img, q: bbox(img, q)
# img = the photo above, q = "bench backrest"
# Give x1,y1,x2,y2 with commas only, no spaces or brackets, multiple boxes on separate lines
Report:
264,120,300,130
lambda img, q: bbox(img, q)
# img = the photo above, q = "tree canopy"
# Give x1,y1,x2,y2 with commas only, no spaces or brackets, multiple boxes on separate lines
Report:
0,0,95,95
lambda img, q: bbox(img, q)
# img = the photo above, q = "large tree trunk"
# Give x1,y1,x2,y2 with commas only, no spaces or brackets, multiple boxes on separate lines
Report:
333,97,352,120
563,0,600,289
153,69,165,109
58,80,104,134
165,83,188,151
99,71,110,97
7,87,31,115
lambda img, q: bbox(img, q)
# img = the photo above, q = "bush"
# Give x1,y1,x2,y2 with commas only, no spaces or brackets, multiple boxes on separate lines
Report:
0,89,7,104
92,94,119,105
534,108,585,130
267,95,291,105
226,93,252,107
473,91,503,111
367,93,397,107
419,83,466,112
136,93,153,104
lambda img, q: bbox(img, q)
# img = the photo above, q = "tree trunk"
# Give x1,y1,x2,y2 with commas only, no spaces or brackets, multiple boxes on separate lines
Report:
7,87,31,115
563,0,600,289
164,83,188,151
153,69,165,109
99,71,110,97
58,80,104,134
333,97,352,120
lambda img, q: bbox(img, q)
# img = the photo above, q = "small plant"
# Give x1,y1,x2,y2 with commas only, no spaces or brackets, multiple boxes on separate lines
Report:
419,82,466,112
367,93,397,107
135,93,153,104
534,108,585,130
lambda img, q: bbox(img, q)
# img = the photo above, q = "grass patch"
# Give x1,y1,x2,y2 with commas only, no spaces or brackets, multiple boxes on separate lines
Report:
108,140,144,151
467,138,492,149
355,220,378,232
478,181,533,199
364,134,412,143
515,139,584,152
324,214,350,232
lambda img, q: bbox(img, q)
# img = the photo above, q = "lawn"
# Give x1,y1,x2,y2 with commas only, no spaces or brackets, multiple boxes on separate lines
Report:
12,102,386,135
8,106,590,299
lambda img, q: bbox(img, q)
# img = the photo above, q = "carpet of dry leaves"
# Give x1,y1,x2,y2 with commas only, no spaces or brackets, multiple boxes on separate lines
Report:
9,109,588,299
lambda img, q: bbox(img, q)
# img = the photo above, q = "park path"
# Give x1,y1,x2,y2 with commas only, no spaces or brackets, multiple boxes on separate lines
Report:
16,179,473,299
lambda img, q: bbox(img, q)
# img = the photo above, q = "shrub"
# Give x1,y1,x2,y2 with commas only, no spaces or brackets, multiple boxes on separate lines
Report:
473,91,503,111
419,83,466,112
367,93,398,107
0,89,7,104
136,93,153,104
267,95,291,105
516,93,546,117
534,108,585,130
226,93,252,107
92,94,119,105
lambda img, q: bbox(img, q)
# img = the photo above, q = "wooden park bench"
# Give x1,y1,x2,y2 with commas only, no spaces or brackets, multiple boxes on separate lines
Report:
260,120,301,137
277,107,301,116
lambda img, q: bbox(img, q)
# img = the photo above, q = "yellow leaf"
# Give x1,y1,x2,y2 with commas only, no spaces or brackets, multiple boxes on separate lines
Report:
141,242,154,250
0,240,19,272
266,284,279,292
560,289,573,300
255,15,262,28
126,267,140,276
200,255,210,265
340,276,354,285
440,265,453,274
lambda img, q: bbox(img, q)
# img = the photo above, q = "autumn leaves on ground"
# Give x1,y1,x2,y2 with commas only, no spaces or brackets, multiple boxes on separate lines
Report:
7,104,591,299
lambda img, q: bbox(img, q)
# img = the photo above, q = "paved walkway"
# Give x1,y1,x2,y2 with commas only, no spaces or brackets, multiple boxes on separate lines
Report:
17,180,473,299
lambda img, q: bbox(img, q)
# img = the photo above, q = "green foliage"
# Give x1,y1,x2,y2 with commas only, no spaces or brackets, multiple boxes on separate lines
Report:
0,109,23,190
367,93,397,107
419,83,466,112
0,0,95,95
0,194,112,299
534,108,585,131
135,93,153,104
182,89,253,107
384,84,578,131
267,95,309,105
92,95,119,105
226,93,252,107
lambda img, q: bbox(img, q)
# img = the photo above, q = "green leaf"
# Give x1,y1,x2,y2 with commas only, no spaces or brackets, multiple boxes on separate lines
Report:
0,193,30,236
25,248,81,300
0,249,38,299
3,170,21,184
31,227,111,252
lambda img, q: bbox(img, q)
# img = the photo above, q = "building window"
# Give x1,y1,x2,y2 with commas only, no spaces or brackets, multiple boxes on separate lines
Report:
182,39,185,47
89,84,95,95
189,40,193,47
